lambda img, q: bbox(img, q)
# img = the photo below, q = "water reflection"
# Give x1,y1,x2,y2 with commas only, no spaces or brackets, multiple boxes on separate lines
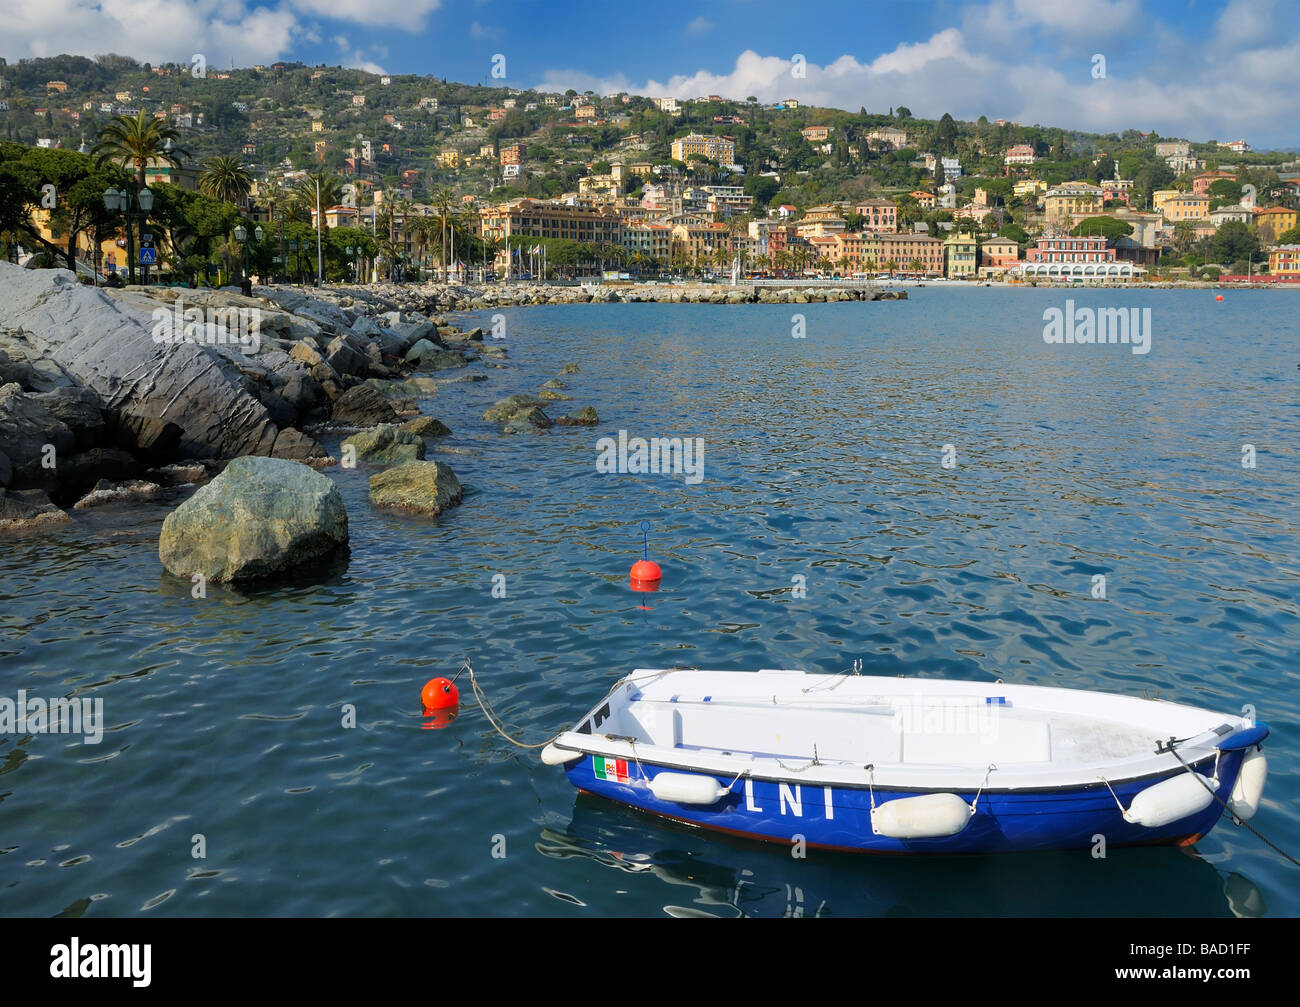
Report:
543,793,1255,918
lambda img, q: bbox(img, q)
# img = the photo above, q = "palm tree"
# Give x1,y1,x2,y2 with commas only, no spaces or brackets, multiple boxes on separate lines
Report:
289,173,343,225
198,156,252,208
430,187,457,281
92,109,188,191
409,213,432,279
92,110,188,283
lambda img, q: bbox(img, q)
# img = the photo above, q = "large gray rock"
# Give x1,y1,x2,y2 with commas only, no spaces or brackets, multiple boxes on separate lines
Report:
158,456,349,582
0,383,76,489
369,460,462,516
33,386,107,446
0,265,326,462
342,425,426,464
332,384,399,426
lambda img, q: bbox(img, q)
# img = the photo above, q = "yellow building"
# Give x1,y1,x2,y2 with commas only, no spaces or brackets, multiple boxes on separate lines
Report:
1268,244,1300,279
1254,206,1298,242
438,149,461,169
943,231,978,278
1153,189,1210,222
670,221,731,264
1044,183,1103,224
670,133,736,166
1013,178,1047,201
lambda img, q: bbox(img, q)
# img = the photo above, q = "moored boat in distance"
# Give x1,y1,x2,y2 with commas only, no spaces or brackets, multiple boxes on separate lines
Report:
543,668,1269,855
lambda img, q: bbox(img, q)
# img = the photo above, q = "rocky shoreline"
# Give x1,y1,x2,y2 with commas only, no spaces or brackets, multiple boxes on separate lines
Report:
0,265,584,553
0,267,909,569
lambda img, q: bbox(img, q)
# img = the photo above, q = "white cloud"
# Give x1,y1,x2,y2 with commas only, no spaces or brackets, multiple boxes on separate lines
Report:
7,0,303,67
536,9,1300,148
1009,0,1140,35
288,0,441,32
686,16,713,36
469,20,502,40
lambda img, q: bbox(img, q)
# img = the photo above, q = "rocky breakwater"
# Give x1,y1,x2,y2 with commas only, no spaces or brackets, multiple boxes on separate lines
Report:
0,264,477,532
282,280,908,313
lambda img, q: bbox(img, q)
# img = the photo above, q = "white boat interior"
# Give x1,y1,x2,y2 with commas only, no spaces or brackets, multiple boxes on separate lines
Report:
554,669,1249,790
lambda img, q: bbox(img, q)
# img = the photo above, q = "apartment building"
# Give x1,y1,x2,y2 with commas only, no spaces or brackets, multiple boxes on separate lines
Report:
479,199,623,250
943,232,978,278
867,233,944,274
670,133,736,166
1153,189,1210,222
855,198,898,233
1044,183,1104,224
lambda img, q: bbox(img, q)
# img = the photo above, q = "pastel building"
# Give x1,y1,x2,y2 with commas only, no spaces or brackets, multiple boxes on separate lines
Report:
670,133,736,166
979,236,1020,270
943,232,978,278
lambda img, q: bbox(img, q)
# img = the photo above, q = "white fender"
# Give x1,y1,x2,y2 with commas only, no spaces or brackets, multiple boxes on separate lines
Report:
1124,773,1216,827
871,793,971,839
1227,749,1267,821
649,772,730,805
540,743,581,766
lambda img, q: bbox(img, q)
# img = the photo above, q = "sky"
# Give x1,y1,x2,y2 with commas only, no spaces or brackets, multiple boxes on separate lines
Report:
6,0,1299,148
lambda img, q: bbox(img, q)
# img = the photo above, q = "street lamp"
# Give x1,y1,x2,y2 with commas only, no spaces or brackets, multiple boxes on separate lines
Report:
102,184,153,284
234,223,248,285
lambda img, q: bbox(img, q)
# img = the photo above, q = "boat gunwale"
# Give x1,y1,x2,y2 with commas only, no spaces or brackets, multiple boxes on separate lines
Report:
551,731,1226,794
558,669,1256,792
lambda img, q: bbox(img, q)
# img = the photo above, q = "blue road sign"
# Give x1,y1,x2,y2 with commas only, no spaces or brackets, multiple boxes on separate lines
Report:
139,247,156,265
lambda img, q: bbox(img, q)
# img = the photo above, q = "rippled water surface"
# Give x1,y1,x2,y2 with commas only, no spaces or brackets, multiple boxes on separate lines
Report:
2,289,1298,917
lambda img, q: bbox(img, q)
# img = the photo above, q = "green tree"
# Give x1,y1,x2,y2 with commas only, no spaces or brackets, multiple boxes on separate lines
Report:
198,156,253,207
1208,221,1259,263
91,109,188,282
1070,216,1134,241
744,174,779,206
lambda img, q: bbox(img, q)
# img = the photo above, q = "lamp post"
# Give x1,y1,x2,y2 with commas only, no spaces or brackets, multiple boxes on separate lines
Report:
346,244,358,282
233,223,263,286
102,183,153,285
234,223,247,281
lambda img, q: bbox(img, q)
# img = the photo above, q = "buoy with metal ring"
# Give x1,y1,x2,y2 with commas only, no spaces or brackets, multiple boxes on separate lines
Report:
630,520,661,592
422,677,459,713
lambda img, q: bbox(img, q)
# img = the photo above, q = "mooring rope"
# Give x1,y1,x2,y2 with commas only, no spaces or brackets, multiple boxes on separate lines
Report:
1165,741,1300,869
457,660,556,750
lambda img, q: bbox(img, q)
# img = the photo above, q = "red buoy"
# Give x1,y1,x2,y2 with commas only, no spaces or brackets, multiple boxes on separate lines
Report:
1215,294,1224,301
421,677,459,712
630,559,662,592
421,706,459,730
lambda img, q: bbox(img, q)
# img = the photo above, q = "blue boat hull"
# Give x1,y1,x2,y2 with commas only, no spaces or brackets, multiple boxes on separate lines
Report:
564,746,1254,854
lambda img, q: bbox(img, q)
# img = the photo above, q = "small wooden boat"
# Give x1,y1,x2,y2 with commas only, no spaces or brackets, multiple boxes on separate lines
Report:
543,669,1269,854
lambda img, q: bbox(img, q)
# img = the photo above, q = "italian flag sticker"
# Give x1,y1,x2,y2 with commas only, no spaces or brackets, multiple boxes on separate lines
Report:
593,756,629,783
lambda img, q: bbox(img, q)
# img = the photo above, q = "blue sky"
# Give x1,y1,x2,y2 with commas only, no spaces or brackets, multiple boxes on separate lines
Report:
8,0,1299,147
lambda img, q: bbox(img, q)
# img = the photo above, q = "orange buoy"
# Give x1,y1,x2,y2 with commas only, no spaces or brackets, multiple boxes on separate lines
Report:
421,677,459,712
630,521,661,592
421,706,459,730
1215,294,1224,301
630,559,662,592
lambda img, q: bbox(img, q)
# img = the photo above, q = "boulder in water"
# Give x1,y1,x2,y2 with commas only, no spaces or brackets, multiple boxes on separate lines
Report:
368,460,463,517
158,456,349,582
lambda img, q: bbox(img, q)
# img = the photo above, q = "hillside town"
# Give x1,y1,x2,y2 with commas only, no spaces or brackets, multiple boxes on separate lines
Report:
3,54,1299,286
